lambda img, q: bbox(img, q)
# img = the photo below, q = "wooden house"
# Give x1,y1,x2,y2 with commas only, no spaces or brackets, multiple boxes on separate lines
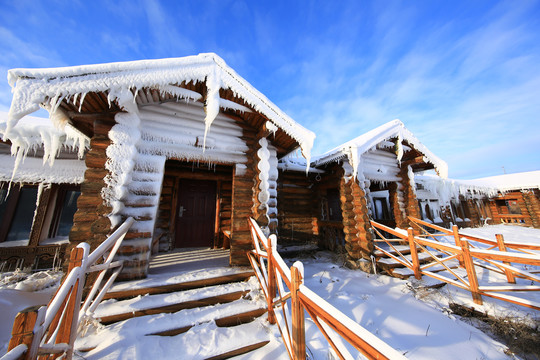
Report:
2,54,315,279
472,171,540,228
278,120,447,267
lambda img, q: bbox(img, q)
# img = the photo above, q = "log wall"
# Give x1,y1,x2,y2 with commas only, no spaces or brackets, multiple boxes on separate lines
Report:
339,176,373,260
277,170,317,243
230,124,258,266
522,189,540,228
68,118,114,263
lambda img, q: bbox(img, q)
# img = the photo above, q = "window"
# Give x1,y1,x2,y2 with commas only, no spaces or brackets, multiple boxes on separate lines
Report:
327,189,343,221
373,197,390,220
0,185,39,243
48,186,80,239
506,199,522,215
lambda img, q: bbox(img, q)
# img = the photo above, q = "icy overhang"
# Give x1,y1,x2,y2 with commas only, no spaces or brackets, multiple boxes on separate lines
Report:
6,53,315,162
311,119,448,179
415,174,499,204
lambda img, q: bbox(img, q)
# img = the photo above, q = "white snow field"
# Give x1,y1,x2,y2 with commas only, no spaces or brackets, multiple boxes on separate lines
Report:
0,224,538,359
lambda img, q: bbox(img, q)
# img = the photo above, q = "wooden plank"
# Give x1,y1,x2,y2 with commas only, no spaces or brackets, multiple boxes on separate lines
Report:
7,306,41,354
204,341,270,360
459,236,482,305
99,291,250,324
103,271,254,300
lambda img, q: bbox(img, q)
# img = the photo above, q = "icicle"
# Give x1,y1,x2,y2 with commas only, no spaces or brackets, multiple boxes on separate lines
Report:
203,67,221,150
78,92,87,112
396,132,404,163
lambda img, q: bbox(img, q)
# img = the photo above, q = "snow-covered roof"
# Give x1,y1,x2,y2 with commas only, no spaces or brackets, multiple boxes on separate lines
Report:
465,171,540,192
312,119,448,179
6,53,315,161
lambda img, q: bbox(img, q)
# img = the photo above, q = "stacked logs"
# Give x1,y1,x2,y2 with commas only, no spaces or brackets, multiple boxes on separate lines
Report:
68,118,114,261
230,124,258,266
339,177,373,261
522,190,540,228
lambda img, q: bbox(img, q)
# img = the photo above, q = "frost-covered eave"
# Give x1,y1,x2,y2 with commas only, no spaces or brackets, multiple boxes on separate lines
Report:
311,119,448,179
416,175,500,201
7,53,315,161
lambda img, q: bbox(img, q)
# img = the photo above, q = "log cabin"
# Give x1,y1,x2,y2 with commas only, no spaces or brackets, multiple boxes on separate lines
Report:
1,53,315,279
471,171,540,228
277,120,449,267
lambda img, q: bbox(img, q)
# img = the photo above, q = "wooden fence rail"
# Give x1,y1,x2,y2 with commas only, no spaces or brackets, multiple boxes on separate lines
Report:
371,217,540,310
248,218,405,360
2,217,134,360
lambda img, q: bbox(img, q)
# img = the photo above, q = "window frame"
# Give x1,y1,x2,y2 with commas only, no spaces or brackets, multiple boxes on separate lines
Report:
0,184,39,243
47,184,81,240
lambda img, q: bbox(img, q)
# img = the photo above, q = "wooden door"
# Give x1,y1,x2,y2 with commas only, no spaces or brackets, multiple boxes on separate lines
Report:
175,179,217,248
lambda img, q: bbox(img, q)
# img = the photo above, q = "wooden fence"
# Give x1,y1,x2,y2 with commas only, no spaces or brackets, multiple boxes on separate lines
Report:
247,218,405,360
2,217,134,360
371,217,540,310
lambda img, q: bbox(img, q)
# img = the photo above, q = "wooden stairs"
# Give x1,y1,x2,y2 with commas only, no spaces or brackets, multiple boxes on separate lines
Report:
75,268,273,359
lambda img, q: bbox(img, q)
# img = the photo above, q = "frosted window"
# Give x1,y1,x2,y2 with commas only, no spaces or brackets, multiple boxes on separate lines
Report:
56,190,80,237
6,188,38,242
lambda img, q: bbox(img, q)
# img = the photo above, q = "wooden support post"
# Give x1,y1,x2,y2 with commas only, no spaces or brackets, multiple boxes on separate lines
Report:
266,235,277,325
495,234,516,284
7,305,42,359
452,225,464,267
459,238,483,305
407,228,421,280
291,264,306,360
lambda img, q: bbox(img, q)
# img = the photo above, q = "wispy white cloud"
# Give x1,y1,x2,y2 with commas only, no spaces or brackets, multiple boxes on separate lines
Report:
279,1,540,178
141,0,195,57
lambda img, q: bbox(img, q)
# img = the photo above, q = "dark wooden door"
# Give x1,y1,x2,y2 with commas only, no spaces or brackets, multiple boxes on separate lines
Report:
175,179,216,248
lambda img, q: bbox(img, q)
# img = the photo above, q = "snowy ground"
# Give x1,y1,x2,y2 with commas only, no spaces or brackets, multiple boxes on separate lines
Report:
0,225,538,359
0,270,62,355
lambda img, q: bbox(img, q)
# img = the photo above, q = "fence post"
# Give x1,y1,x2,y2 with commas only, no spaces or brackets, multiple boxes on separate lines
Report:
459,238,483,305
266,235,277,325
50,246,85,359
407,228,421,280
452,225,464,267
7,305,41,359
495,234,516,284
291,263,306,360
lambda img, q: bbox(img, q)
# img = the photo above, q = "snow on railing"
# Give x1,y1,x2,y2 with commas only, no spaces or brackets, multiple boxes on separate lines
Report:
2,217,134,360
248,218,405,360
371,217,540,310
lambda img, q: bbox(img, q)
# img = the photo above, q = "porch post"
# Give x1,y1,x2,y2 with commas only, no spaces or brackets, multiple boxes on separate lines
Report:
339,164,373,263
68,117,114,264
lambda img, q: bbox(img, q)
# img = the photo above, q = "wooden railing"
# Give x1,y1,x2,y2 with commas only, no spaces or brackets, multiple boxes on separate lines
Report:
371,217,540,310
248,218,405,360
497,214,527,225
2,217,134,360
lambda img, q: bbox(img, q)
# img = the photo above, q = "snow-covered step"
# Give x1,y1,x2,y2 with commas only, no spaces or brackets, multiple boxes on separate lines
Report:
377,251,439,268
374,245,411,258
104,269,254,300
76,314,272,360
77,298,268,351
96,278,258,324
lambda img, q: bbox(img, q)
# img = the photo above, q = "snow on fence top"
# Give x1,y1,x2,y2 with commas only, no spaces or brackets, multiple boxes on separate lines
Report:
6,53,315,162
311,119,448,179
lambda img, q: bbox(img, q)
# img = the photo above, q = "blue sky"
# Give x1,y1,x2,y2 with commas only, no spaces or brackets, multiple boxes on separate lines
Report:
0,0,539,179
